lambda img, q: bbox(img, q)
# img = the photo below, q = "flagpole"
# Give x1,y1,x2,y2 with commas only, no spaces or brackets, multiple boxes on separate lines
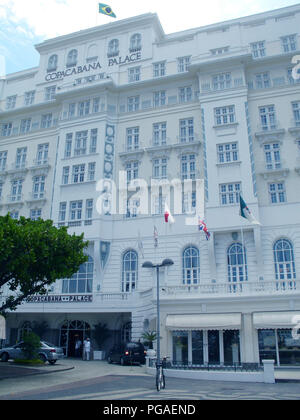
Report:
240,226,247,288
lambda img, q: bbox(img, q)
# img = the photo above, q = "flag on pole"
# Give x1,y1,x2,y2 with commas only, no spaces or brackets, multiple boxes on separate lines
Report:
164,203,175,224
154,226,158,248
99,3,116,18
137,230,144,258
239,196,261,225
198,218,211,241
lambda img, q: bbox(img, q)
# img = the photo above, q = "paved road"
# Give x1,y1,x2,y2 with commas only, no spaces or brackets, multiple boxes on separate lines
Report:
0,359,300,400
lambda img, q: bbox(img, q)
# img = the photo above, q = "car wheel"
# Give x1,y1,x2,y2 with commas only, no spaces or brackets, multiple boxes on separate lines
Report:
39,354,47,363
107,356,113,364
0,353,9,362
49,360,56,365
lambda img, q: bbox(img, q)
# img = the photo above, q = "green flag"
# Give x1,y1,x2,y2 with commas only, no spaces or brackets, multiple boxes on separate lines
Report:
239,195,261,225
99,3,116,18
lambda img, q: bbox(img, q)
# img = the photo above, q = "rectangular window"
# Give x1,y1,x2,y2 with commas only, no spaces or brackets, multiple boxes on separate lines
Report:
182,191,196,214
153,62,166,77
287,68,300,85
0,183,3,199
24,91,35,106
264,143,281,170
126,161,139,184
128,66,141,83
214,106,235,125
179,86,192,103
69,200,83,221
92,97,100,113
10,211,19,220
259,105,277,131
211,46,229,55
0,151,7,172
292,102,300,126
88,162,96,181
219,182,241,205
32,176,45,199
212,73,231,90
128,96,140,112
126,127,139,151
6,95,17,110
281,34,297,52
251,41,266,58
11,179,23,202
85,199,93,220
1,123,12,137
59,202,67,221
36,143,49,165
62,167,70,185
269,182,286,204
152,158,167,179
72,164,85,183
30,209,42,221
44,86,56,101
179,118,194,143
177,56,191,73
217,142,239,163
153,91,166,107
74,131,88,156
19,118,31,134
90,129,98,153
41,113,52,129
64,133,73,158
68,103,76,118
15,147,27,169
153,122,167,146
152,194,166,215
181,154,196,180
255,72,270,89
78,100,90,117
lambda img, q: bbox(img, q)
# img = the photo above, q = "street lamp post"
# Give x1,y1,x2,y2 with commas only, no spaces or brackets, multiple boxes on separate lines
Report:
142,258,174,384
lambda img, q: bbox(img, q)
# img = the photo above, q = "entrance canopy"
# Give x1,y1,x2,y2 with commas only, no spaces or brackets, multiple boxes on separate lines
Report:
166,313,241,331
0,315,5,340
253,312,300,329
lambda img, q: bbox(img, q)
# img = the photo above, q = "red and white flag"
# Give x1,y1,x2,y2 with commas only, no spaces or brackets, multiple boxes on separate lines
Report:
164,203,175,224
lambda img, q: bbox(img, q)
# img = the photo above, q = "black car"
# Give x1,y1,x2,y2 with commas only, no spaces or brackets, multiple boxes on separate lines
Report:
107,342,146,365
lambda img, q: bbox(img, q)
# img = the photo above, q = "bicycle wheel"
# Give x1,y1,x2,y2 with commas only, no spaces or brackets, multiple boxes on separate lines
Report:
161,372,165,389
156,372,161,392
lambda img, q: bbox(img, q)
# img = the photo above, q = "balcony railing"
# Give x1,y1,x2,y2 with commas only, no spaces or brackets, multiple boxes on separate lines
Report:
161,279,300,297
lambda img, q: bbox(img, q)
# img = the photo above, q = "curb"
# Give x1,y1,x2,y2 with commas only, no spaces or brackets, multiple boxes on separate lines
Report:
0,365,75,380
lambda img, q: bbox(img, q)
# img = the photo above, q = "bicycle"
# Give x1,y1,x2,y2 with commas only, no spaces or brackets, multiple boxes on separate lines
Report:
156,358,167,391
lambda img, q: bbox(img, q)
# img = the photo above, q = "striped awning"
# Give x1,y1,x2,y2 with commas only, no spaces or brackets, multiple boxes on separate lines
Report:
0,315,5,340
166,313,241,331
253,312,300,329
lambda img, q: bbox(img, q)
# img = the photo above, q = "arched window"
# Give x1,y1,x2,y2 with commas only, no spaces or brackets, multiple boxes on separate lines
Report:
48,54,58,71
183,246,200,285
273,239,296,280
130,34,142,52
67,49,78,67
108,39,119,57
122,250,138,292
227,243,248,286
62,256,93,293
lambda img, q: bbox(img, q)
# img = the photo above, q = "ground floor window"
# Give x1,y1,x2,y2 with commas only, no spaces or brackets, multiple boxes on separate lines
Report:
172,329,240,365
258,329,300,366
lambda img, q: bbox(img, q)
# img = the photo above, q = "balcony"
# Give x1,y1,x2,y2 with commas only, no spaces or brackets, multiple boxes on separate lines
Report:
161,279,300,299
255,123,285,145
25,192,47,206
7,162,28,177
257,159,290,180
29,158,51,176
288,119,300,137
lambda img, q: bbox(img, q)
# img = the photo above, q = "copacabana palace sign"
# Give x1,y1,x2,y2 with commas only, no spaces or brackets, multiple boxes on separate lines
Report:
45,51,142,81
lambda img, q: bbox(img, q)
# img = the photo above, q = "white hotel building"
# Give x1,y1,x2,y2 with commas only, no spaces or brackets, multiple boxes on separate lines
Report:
0,5,300,366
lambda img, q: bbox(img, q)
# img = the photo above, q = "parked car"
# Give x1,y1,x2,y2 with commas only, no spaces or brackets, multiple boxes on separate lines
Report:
107,342,146,365
0,341,65,364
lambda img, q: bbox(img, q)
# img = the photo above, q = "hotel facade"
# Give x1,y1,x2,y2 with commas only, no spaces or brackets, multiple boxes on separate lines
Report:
1,5,300,366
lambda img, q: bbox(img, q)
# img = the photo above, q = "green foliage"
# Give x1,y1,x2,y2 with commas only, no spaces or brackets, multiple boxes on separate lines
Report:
92,323,111,349
141,331,157,349
20,331,41,360
0,215,88,315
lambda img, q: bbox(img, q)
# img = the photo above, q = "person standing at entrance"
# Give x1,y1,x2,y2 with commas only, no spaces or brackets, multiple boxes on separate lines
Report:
75,336,82,358
83,337,91,361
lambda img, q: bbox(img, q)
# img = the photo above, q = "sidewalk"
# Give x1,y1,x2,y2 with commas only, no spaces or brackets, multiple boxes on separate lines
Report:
1,359,300,382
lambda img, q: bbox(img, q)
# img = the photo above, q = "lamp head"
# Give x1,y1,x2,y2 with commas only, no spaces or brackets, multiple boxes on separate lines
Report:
142,261,154,268
162,259,174,267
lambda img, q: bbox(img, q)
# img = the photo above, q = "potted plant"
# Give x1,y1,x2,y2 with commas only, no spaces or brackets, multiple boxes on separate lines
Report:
92,322,111,360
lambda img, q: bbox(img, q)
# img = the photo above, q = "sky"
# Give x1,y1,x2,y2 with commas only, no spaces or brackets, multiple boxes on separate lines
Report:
0,0,300,75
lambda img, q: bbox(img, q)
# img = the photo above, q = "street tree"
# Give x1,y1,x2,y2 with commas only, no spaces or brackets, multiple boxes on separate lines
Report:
0,215,88,315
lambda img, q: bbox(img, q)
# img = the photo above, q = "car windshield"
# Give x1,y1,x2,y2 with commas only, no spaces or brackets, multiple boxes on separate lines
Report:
41,341,55,348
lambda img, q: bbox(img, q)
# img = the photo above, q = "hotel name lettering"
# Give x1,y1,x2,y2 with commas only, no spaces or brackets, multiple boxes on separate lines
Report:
45,52,141,81
26,295,93,303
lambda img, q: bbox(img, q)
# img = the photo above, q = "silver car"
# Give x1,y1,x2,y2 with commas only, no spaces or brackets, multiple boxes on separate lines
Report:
0,341,65,364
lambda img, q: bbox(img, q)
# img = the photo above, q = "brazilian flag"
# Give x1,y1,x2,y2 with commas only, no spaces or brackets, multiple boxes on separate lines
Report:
99,3,116,18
